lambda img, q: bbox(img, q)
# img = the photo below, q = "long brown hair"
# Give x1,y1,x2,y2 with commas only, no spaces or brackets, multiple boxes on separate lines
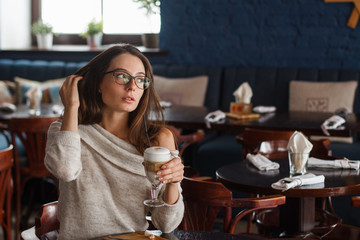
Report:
74,44,164,154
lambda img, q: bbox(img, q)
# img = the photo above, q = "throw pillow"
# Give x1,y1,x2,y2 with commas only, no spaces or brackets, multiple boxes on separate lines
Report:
154,75,208,107
0,81,16,104
289,80,358,143
14,76,65,104
289,80,358,113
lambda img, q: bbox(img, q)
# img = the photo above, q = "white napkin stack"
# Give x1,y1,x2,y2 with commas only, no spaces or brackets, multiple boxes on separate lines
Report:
308,157,359,170
233,82,252,103
246,153,280,171
271,173,325,191
25,86,42,110
287,131,313,153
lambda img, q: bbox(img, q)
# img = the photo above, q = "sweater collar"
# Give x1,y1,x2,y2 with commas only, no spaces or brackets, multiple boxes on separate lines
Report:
78,124,146,177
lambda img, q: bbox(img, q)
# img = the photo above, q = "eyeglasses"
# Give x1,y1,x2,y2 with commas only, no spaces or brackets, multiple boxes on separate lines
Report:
104,69,152,90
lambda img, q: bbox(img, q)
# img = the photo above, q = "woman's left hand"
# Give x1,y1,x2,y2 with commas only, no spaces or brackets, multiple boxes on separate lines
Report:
157,157,184,184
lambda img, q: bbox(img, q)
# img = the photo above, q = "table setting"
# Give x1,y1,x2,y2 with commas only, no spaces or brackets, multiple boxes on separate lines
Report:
243,130,360,192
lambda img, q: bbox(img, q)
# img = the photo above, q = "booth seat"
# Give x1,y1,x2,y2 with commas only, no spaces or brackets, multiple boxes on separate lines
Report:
1,59,360,172
1,59,360,225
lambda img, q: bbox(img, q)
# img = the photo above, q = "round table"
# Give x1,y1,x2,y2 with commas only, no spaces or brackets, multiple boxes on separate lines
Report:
216,160,360,237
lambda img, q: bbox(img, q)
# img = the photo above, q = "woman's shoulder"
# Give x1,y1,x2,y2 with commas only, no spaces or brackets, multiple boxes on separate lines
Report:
158,126,174,140
156,126,176,149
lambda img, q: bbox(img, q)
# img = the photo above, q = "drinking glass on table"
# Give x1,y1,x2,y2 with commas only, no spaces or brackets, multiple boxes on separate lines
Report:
143,146,174,207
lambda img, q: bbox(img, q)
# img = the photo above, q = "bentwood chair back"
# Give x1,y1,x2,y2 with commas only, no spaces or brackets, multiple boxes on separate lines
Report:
8,116,59,238
179,177,286,234
237,128,295,160
35,201,59,239
21,201,59,240
167,125,205,178
237,128,332,160
0,145,14,240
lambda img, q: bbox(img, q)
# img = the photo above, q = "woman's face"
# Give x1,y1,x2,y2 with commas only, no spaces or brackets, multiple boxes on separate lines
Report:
100,53,146,113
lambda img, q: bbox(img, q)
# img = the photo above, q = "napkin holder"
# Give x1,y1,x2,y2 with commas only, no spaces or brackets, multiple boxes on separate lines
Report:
227,102,259,120
230,102,252,115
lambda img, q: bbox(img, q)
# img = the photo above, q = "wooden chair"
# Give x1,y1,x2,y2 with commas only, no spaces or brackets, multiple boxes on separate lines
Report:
179,177,286,234
237,128,295,160
167,125,205,178
21,201,59,240
35,201,59,239
351,196,360,207
0,145,14,240
321,223,360,240
7,116,59,238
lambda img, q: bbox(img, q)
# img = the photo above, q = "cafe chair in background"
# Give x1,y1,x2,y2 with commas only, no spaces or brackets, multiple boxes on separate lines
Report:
179,177,286,235
21,201,59,240
237,128,332,160
351,196,360,207
237,128,294,160
8,116,59,239
167,125,205,178
320,223,360,240
0,145,15,240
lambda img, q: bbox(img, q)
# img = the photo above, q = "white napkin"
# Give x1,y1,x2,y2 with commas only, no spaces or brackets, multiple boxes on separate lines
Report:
321,115,346,136
204,110,225,128
253,106,277,113
308,157,359,170
233,82,252,103
246,153,280,171
25,86,42,110
287,131,313,153
271,173,325,191
160,100,172,108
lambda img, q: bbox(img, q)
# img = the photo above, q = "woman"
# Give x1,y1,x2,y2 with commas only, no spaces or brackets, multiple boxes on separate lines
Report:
45,44,184,240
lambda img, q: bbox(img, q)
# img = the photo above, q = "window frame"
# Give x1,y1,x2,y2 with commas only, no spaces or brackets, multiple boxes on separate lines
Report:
31,0,142,46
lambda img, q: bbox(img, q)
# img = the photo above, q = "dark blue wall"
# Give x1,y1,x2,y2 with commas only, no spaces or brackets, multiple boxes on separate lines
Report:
149,0,360,69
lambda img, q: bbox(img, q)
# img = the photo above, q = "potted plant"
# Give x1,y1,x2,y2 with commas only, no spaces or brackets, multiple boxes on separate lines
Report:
133,0,160,48
31,20,54,49
80,19,103,49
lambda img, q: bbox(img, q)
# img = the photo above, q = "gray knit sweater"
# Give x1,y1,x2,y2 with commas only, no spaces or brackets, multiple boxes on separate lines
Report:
44,120,184,240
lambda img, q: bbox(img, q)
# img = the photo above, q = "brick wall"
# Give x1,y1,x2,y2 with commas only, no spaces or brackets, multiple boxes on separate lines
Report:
150,0,360,69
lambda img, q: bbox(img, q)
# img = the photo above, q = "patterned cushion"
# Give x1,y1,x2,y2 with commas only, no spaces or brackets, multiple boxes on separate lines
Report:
14,76,65,104
289,80,358,112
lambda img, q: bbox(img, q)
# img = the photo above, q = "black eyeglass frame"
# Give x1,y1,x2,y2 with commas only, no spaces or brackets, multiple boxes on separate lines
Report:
104,69,152,90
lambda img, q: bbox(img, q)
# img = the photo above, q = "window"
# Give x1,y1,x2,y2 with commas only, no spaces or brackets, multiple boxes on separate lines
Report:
32,0,161,46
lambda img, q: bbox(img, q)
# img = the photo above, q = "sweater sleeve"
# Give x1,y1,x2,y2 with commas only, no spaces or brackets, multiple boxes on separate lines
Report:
44,120,82,182
150,183,185,233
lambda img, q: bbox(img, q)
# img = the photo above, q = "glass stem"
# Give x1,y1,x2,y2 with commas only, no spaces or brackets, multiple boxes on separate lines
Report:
151,184,159,201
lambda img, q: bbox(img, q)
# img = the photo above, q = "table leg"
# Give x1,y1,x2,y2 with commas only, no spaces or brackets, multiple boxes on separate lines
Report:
279,197,315,237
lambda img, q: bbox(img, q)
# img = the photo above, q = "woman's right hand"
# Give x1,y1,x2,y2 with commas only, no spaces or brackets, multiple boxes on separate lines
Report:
60,75,83,110
59,75,83,132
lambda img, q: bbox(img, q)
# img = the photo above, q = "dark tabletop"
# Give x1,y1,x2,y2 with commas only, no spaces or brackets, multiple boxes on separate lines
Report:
163,105,360,137
216,159,360,198
0,104,60,122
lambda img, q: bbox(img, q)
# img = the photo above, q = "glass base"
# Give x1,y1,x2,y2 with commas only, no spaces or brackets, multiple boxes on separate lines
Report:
144,199,165,207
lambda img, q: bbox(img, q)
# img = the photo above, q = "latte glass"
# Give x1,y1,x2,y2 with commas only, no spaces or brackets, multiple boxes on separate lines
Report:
143,146,173,207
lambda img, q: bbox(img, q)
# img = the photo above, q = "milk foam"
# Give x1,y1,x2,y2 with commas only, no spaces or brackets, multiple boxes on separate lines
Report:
144,146,171,162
